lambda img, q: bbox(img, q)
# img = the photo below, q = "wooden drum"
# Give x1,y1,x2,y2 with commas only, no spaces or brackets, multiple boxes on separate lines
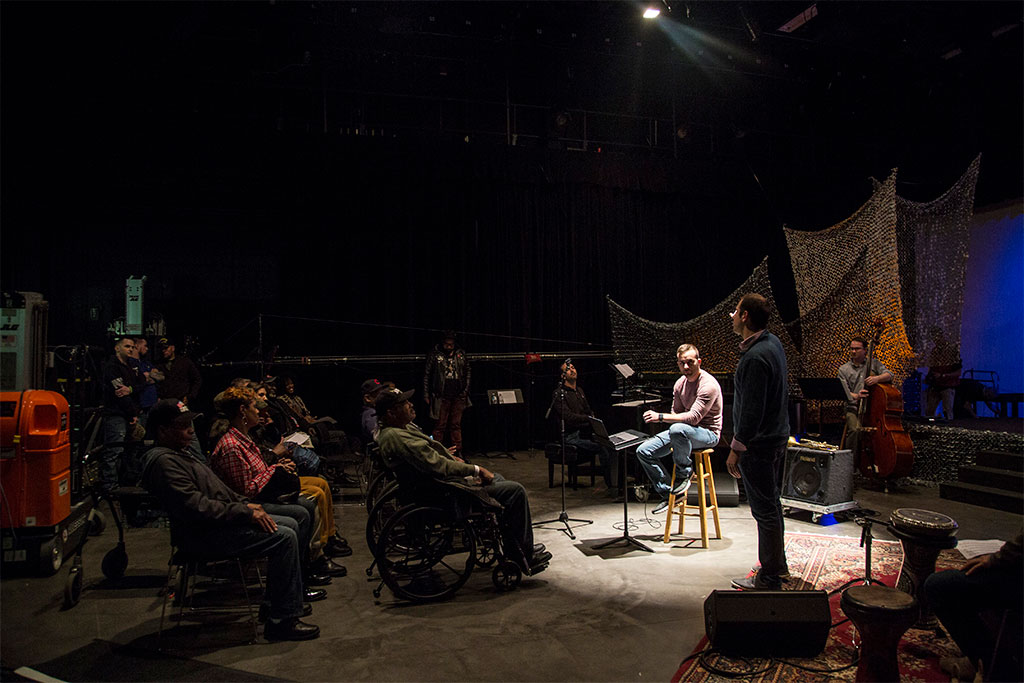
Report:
889,508,958,629
841,584,919,682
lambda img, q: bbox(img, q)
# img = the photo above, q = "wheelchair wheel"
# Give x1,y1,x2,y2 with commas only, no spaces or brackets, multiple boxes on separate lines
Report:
491,560,522,592
364,482,401,555
377,505,475,602
365,470,395,511
470,519,500,568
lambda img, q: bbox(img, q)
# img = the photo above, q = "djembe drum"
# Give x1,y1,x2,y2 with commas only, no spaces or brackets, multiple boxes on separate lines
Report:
889,508,958,629
841,584,919,682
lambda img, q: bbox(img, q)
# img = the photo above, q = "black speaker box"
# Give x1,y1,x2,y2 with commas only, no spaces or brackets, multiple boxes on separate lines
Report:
782,446,854,506
704,589,831,657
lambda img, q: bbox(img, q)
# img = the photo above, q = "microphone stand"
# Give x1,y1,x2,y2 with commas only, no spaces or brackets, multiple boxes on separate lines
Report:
533,366,593,540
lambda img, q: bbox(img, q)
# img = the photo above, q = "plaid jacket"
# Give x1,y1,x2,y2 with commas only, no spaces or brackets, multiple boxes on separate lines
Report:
210,427,277,498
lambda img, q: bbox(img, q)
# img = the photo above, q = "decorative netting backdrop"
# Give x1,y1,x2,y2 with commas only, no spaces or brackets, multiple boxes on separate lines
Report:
607,258,799,384
607,157,980,400
891,155,980,367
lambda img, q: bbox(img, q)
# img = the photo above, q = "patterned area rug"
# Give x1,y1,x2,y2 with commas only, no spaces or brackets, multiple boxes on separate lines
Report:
673,532,965,683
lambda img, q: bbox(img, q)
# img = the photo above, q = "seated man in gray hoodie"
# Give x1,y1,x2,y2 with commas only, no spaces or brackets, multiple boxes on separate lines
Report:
141,399,321,641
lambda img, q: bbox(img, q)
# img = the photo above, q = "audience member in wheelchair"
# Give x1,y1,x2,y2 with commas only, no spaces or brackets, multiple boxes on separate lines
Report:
100,336,146,491
209,387,348,585
375,387,551,572
140,399,322,641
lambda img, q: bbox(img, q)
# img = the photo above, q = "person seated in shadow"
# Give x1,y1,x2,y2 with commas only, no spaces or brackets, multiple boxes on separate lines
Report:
140,399,321,641
360,378,389,444
550,360,618,492
925,528,1023,681
375,387,551,573
210,387,348,586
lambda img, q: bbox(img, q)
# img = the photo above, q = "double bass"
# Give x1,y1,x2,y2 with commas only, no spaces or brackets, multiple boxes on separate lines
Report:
857,322,914,479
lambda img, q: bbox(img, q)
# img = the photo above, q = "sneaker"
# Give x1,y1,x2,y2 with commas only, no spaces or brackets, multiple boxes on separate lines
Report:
652,499,671,516
731,570,781,590
750,563,791,579
671,477,692,497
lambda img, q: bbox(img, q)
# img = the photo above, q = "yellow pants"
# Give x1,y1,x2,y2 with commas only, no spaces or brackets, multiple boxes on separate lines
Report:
299,476,336,548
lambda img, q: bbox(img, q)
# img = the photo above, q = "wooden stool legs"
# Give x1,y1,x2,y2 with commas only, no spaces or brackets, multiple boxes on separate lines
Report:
663,449,720,547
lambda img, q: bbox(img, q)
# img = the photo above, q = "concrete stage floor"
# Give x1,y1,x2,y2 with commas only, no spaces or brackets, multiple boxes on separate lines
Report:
2,449,1021,682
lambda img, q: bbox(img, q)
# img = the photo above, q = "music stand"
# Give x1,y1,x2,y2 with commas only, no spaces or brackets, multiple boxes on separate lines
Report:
797,378,849,438
589,417,653,553
485,389,523,459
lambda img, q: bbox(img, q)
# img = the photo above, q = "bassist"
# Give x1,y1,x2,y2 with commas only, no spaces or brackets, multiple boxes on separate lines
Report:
838,335,893,455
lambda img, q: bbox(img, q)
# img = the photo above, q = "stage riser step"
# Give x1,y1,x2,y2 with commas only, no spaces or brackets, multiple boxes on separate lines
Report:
958,466,1024,493
940,482,1024,513
976,450,1024,472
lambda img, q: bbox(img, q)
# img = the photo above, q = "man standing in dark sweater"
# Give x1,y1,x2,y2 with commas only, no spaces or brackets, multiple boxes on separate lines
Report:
155,337,202,406
726,293,790,590
550,360,617,489
99,337,144,491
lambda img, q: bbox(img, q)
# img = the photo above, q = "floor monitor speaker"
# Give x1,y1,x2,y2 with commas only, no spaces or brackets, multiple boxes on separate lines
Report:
704,589,830,657
782,446,854,506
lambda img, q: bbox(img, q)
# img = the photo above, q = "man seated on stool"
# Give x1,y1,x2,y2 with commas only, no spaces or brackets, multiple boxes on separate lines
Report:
635,344,723,516
140,399,321,641
375,387,551,572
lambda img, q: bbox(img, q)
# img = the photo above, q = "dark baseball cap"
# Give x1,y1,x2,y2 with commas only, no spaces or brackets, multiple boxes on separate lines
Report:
156,337,176,350
361,378,385,396
374,387,414,415
147,399,202,433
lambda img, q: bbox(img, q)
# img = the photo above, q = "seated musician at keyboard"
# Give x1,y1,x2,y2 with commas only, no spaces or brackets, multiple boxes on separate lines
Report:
635,344,723,515
375,387,551,571
550,360,618,489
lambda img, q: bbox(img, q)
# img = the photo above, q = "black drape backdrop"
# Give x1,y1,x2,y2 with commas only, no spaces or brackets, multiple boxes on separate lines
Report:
3,127,868,449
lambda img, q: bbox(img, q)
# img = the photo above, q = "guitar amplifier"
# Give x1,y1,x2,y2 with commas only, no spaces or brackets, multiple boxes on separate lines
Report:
782,447,854,507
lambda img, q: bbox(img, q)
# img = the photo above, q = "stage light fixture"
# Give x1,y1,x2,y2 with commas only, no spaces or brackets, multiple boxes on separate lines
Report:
643,7,661,19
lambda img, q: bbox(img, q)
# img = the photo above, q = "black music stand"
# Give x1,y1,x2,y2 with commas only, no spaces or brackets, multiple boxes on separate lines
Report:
590,420,652,553
797,377,849,438
484,389,524,459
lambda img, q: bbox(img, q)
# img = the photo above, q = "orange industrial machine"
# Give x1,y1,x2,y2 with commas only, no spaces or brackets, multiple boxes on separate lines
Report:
0,390,89,575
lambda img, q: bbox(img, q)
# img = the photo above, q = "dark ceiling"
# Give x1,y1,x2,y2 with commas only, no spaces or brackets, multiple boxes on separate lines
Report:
2,1,1022,205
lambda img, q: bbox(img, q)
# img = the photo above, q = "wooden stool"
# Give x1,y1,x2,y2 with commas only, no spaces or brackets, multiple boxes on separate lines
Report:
663,449,719,547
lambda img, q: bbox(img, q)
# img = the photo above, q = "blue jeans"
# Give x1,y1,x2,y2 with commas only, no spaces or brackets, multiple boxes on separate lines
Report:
290,444,321,477
925,565,1023,670
737,443,788,586
181,514,305,620
263,501,313,572
100,415,128,490
635,423,719,498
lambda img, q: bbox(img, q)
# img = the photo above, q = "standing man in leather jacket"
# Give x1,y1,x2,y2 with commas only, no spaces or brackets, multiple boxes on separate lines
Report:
423,331,471,457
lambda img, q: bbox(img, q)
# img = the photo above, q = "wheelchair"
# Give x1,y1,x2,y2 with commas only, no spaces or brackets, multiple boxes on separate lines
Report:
369,473,543,602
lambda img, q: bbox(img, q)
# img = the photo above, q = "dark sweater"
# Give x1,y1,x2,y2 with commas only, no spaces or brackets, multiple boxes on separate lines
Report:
156,355,202,403
551,384,593,431
101,356,143,418
732,331,790,449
